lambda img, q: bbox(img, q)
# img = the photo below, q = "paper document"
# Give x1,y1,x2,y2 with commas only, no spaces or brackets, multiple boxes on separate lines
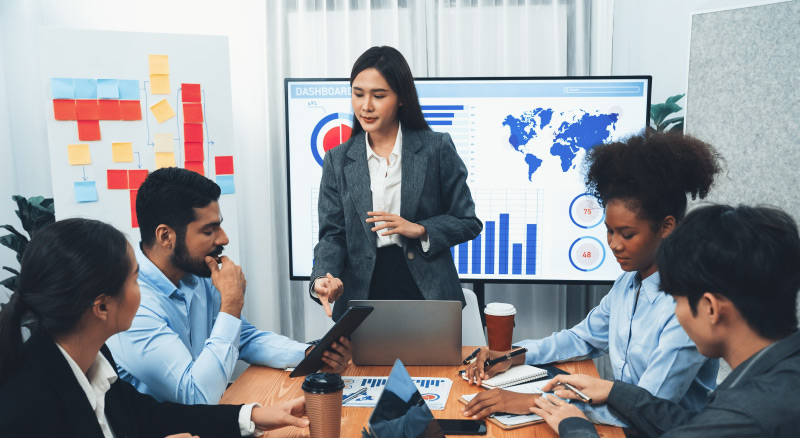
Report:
341,376,452,410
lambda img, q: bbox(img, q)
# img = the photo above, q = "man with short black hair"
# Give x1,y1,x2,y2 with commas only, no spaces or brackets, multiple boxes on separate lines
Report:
529,204,800,438
108,167,351,404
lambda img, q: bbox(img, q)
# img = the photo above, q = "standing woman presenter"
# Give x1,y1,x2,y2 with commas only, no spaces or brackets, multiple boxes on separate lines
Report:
310,46,482,320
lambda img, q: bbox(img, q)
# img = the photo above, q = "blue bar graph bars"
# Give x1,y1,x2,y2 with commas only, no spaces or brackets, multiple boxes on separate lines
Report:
451,214,539,277
421,104,463,126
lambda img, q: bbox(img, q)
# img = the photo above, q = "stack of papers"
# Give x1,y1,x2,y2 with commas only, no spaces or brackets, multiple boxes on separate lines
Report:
340,375,453,410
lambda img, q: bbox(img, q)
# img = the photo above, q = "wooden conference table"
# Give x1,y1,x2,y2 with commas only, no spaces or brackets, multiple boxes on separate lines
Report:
221,346,625,438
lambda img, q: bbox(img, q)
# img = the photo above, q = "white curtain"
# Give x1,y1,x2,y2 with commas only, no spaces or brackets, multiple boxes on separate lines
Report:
265,0,615,342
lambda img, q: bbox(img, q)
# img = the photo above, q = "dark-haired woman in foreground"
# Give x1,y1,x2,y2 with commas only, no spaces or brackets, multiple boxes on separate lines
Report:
309,46,482,320
463,133,722,427
0,218,307,437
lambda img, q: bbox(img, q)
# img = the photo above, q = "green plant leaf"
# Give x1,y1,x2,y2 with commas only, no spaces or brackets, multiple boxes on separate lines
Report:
0,224,26,241
0,275,18,292
11,195,55,238
667,121,684,133
665,93,685,105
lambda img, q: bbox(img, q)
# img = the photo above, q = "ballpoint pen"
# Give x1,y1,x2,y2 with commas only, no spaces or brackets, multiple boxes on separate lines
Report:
561,382,592,403
342,387,368,405
463,347,481,365
484,347,528,368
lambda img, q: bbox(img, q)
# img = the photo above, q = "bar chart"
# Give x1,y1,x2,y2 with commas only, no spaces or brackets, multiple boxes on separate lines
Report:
423,104,477,183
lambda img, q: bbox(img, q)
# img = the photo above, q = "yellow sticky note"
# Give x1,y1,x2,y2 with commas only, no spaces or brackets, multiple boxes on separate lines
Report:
153,133,174,152
68,144,91,165
111,142,133,163
155,152,175,169
150,99,175,124
148,54,169,75
150,74,170,95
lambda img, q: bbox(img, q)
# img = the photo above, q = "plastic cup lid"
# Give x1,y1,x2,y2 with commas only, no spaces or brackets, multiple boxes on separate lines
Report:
484,302,516,316
302,372,345,394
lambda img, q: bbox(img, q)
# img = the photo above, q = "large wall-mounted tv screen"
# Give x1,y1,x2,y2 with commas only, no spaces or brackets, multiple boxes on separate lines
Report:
285,76,651,283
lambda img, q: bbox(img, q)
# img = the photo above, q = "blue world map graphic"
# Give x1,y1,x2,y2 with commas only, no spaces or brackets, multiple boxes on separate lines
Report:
503,109,619,181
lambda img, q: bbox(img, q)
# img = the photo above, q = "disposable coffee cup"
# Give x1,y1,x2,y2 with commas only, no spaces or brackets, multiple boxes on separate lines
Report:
302,373,345,438
484,302,516,351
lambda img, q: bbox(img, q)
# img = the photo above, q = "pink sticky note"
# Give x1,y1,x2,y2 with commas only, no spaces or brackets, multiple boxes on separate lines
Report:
183,103,203,123
184,142,204,162
184,161,205,175
53,100,77,120
120,100,142,121
76,100,100,120
182,83,201,102
107,170,128,190
98,100,121,120
128,169,149,190
184,123,203,143
77,120,101,141
215,156,234,175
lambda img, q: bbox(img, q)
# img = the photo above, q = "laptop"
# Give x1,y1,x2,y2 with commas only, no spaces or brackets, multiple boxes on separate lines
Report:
367,359,446,438
349,300,462,366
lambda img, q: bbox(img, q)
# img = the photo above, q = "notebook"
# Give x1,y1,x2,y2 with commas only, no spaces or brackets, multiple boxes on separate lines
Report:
460,364,548,389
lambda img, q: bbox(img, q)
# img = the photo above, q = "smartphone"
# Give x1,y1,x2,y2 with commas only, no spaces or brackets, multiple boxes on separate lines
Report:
436,419,487,435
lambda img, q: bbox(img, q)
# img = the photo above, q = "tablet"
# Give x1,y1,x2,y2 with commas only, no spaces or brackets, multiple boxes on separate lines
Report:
289,305,374,378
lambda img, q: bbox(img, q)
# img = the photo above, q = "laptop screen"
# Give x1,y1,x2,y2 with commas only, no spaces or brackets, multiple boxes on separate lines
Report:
367,359,446,438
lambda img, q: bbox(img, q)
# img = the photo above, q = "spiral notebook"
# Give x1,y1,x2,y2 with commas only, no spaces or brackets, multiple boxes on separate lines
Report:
460,364,548,389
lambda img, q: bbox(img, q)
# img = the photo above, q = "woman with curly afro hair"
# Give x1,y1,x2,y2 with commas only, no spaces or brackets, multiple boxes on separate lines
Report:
462,132,724,428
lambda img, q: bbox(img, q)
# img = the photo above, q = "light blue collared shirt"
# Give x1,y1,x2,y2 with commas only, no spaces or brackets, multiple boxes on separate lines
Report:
107,246,308,404
518,271,718,427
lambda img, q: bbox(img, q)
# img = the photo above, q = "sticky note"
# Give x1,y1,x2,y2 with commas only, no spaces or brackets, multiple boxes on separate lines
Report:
215,156,234,175
130,189,139,228
182,103,203,123
118,79,140,100
184,123,203,142
185,161,204,175
155,152,175,169
181,83,201,102
53,100,77,120
128,169,149,190
76,100,99,120
98,100,121,120
216,175,235,194
153,133,174,152
74,181,98,203
97,79,119,99
120,100,142,120
150,99,175,124
150,74,170,95
107,170,128,189
148,54,169,75
51,78,75,99
68,144,92,165
112,142,134,162
77,120,101,141
74,79,98,99
184,142,204,161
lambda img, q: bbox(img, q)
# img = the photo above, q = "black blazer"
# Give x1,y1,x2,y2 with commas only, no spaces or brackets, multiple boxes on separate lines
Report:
0,332,243,437
311,128,483,320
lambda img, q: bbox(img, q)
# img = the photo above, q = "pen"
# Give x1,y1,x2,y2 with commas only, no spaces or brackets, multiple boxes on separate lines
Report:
484,347,528,368
561,382,592,403
342,387,367,405
463,347,481,365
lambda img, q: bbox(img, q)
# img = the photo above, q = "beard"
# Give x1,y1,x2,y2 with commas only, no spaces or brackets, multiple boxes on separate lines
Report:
170,232,224,278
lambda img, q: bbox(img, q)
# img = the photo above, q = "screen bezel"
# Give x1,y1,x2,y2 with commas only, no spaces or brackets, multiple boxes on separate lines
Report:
284,75,653,283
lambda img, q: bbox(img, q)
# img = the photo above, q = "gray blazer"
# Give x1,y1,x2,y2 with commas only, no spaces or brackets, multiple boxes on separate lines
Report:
311,127,482,320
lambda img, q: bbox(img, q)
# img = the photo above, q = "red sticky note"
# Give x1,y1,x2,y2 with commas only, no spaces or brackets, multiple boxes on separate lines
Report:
184,123,203,143
215,156,234,175
53,100,77,120
184,142,204,162
98,100,121,120
128,169,149,190
184,161,205,175
77,120,101,141
107,170,128,189
120,100,142,120
183,103,203,123
76,100,100,120
130,190,139,228
182,83,201,102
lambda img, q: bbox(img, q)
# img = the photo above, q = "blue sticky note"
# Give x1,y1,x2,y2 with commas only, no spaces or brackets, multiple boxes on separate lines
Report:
216,175,235,194
118,79,140,100
97,79,119,99
74,181,98,203
51,78,75,99
74,78,98,99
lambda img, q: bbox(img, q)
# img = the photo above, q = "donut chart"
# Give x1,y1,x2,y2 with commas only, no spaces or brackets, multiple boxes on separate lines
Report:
569,193,604,229
568,236,605,272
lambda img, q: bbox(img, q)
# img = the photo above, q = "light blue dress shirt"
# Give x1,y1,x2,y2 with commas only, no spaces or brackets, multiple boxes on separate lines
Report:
107,246,308,404
517,271,718,427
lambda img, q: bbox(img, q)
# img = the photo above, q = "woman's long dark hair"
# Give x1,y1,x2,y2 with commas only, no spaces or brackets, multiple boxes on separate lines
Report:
349,46,429,137
0,218,131,382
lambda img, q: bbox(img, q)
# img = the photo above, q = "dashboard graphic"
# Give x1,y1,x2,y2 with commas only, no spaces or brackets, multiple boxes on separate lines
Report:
286,77,651,282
